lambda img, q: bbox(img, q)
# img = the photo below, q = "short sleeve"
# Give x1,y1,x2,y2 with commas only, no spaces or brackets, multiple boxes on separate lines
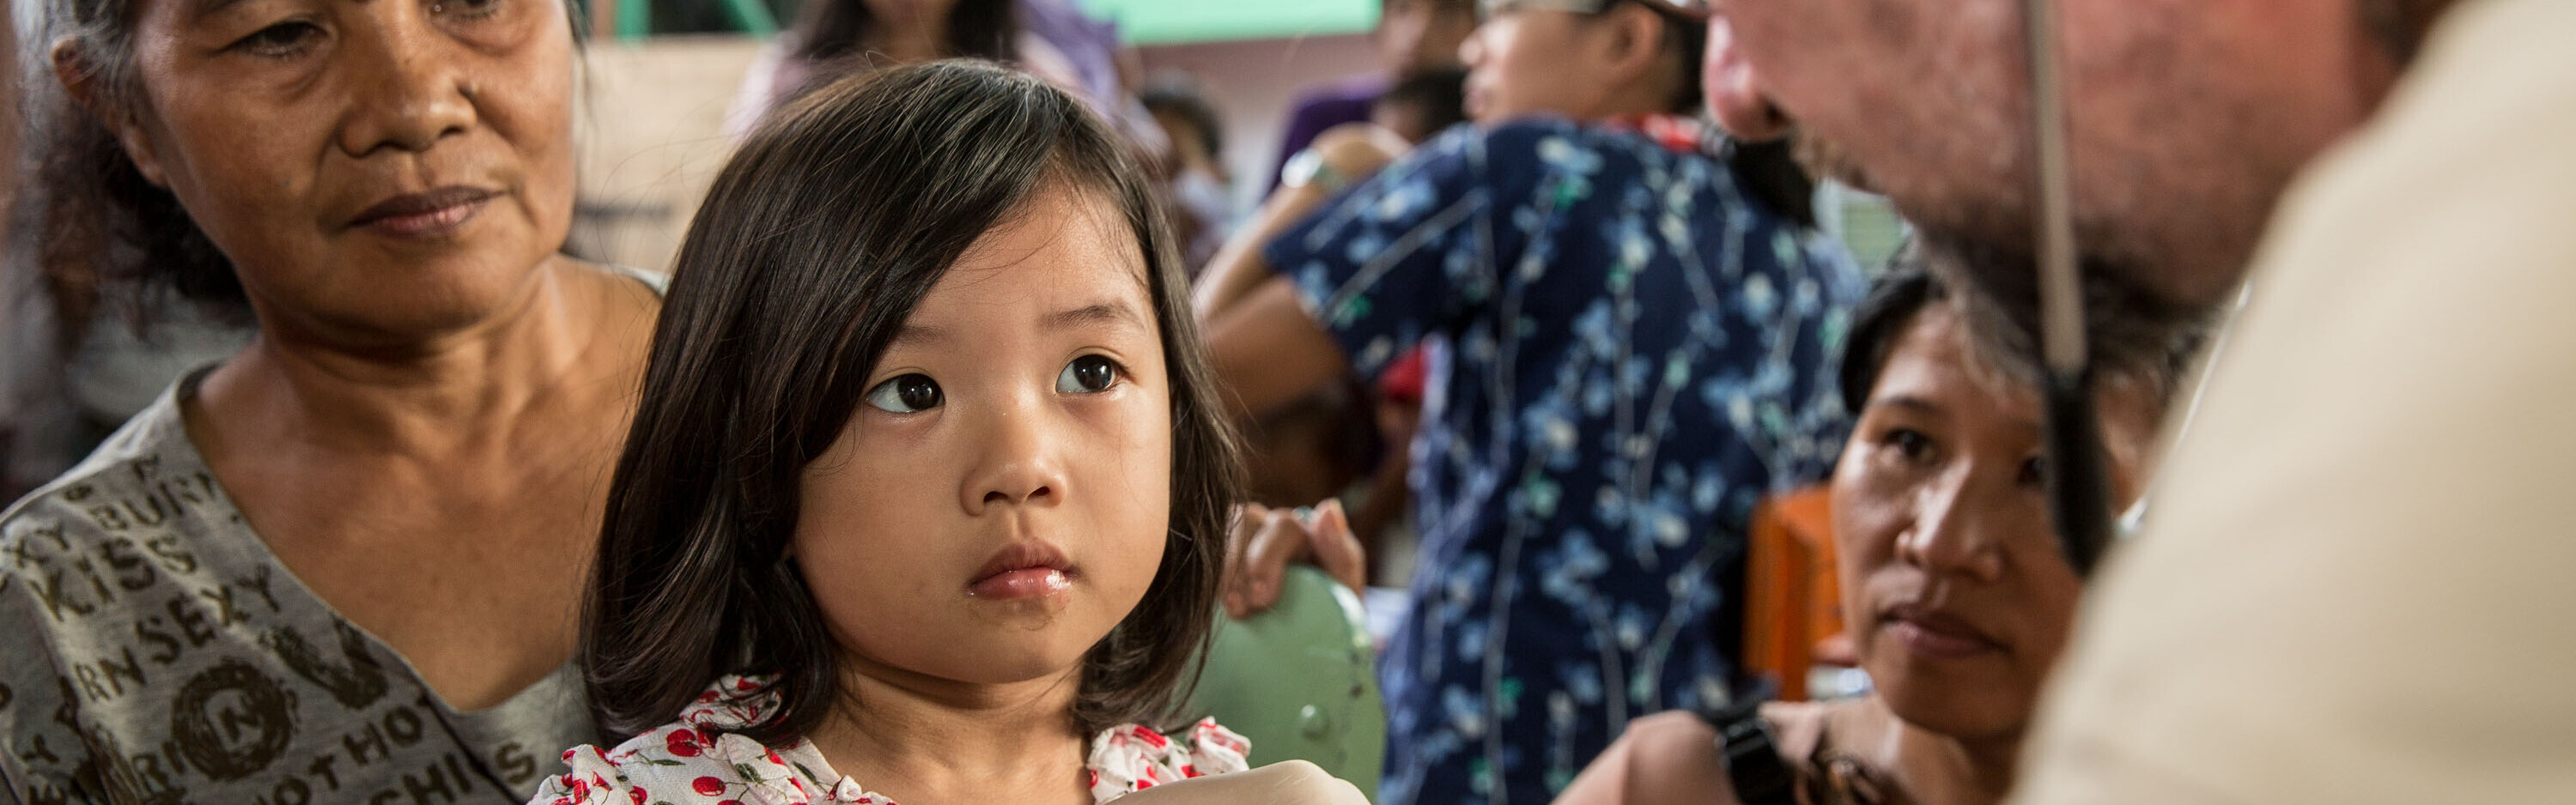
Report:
1086,718,1251,802
1262,125,1540,379
528,728,868,805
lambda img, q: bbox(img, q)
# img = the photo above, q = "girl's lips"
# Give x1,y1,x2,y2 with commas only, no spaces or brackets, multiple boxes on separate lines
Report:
969,541,1075,600
969,567,1073,600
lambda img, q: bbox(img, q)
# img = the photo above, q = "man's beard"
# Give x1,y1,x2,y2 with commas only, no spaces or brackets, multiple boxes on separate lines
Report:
1912,229,2214,393
1776,124,2216,384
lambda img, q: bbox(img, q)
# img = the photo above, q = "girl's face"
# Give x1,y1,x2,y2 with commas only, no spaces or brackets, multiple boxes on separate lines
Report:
1829,306,2160,742
793,185,1175,693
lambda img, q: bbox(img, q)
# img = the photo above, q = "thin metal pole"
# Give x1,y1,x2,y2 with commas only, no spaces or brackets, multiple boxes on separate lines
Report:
2020,0,2117,578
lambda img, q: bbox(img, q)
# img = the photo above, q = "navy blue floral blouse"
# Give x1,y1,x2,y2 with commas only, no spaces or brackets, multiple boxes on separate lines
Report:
1265,118,1864,805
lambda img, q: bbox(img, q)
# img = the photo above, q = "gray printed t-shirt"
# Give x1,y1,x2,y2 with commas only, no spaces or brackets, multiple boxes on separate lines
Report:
0,366,602,805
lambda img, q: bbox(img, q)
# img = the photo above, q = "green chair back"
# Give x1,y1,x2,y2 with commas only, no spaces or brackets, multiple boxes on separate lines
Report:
1188,566,1385,796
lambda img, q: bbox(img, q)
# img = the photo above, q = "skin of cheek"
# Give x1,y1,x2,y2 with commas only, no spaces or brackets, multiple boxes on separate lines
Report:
788,190,1179,688
120,0,578,337
1824,391,2154,741
1467,15,1595,124
1823,312,2089,740
1831,441,2056,741
791,392,1176,687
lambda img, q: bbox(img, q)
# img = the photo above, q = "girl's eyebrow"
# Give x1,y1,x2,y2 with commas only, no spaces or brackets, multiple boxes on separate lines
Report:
892,300,1148,348
1042,300,1149,334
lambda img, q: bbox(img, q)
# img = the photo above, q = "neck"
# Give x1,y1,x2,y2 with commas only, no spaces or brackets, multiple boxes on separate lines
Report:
809,658,1091,805
1896,722,2021,805
198,256,618,456
1580,83,1676,124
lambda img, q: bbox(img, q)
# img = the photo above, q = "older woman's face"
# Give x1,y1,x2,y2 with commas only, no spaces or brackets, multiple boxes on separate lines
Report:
108,0,575,337
1829,306,2158,741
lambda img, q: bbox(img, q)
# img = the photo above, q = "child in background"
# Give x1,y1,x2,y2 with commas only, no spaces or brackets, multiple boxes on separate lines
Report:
532,61,1363,805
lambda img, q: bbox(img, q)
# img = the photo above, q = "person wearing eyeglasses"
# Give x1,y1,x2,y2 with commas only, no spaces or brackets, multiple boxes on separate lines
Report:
1196,2,1864,803
1702,0,2576,802
1551,260,2193,805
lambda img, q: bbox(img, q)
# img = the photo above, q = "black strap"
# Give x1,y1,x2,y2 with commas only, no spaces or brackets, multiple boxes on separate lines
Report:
1695,694,1800,805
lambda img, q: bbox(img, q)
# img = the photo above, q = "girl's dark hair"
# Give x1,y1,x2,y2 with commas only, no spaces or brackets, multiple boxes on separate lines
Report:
789,0,1015,67
584,59,1242,744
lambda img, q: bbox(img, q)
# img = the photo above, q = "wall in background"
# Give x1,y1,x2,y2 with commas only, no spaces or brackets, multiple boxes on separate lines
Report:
565,33,1377,274
1074,0,1375,45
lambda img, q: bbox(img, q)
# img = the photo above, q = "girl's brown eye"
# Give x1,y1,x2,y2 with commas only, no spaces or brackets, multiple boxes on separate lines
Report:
865,373,943,414
1056,355,1121,394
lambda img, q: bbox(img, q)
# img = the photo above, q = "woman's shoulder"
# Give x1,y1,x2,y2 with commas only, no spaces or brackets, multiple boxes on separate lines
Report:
1,371,226,586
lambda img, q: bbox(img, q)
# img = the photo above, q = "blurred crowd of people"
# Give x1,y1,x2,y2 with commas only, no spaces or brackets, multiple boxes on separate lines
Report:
3,0,2573,802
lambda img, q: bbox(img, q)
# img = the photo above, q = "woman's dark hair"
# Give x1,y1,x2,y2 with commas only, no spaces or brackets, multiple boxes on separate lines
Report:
1139,78,1224,160
1837,245,2207,415
584,60,1242,744
1838,265,1945,415
19,0,250,335
1376,66,1472,138
789,0,1015,67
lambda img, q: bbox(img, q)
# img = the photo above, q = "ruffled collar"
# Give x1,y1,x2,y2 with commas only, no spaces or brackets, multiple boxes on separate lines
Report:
665,675,1250,804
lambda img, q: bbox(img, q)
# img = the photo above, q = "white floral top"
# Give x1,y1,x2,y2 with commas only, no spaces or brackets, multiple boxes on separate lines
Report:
528,675,1249,805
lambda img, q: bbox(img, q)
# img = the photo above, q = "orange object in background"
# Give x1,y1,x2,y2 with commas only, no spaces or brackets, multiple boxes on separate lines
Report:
1742,486,1850,701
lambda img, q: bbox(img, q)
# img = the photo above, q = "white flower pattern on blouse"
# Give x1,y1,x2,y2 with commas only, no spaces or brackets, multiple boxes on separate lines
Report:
527,675,1249,805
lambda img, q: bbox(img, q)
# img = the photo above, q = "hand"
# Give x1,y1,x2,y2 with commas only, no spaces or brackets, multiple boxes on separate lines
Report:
1115,760,1370,805
1222,499,1367,619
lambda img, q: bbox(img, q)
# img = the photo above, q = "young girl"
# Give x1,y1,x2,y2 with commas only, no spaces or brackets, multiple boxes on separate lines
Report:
530,62,1359,805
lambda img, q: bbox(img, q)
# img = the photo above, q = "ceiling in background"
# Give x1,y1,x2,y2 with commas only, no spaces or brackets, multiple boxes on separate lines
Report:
1070,0,1377,45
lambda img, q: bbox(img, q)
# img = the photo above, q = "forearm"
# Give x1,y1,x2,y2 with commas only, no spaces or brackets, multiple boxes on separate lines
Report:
1204,278,1351,422
1194,186,1334,320
1196,125,1406,321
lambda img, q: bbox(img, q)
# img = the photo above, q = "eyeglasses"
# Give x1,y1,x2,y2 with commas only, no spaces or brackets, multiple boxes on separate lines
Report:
1477,0,1710,21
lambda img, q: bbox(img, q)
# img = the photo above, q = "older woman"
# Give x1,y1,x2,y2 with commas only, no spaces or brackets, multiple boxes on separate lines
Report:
0,0,656,799
1552,263,2191,805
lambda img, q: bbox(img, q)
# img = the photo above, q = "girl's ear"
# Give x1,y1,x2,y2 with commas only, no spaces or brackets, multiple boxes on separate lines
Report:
53,38,173,187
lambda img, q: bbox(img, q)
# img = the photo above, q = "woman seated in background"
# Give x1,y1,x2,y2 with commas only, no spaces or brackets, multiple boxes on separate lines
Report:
1554,258,2198,805
0,0,659,799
